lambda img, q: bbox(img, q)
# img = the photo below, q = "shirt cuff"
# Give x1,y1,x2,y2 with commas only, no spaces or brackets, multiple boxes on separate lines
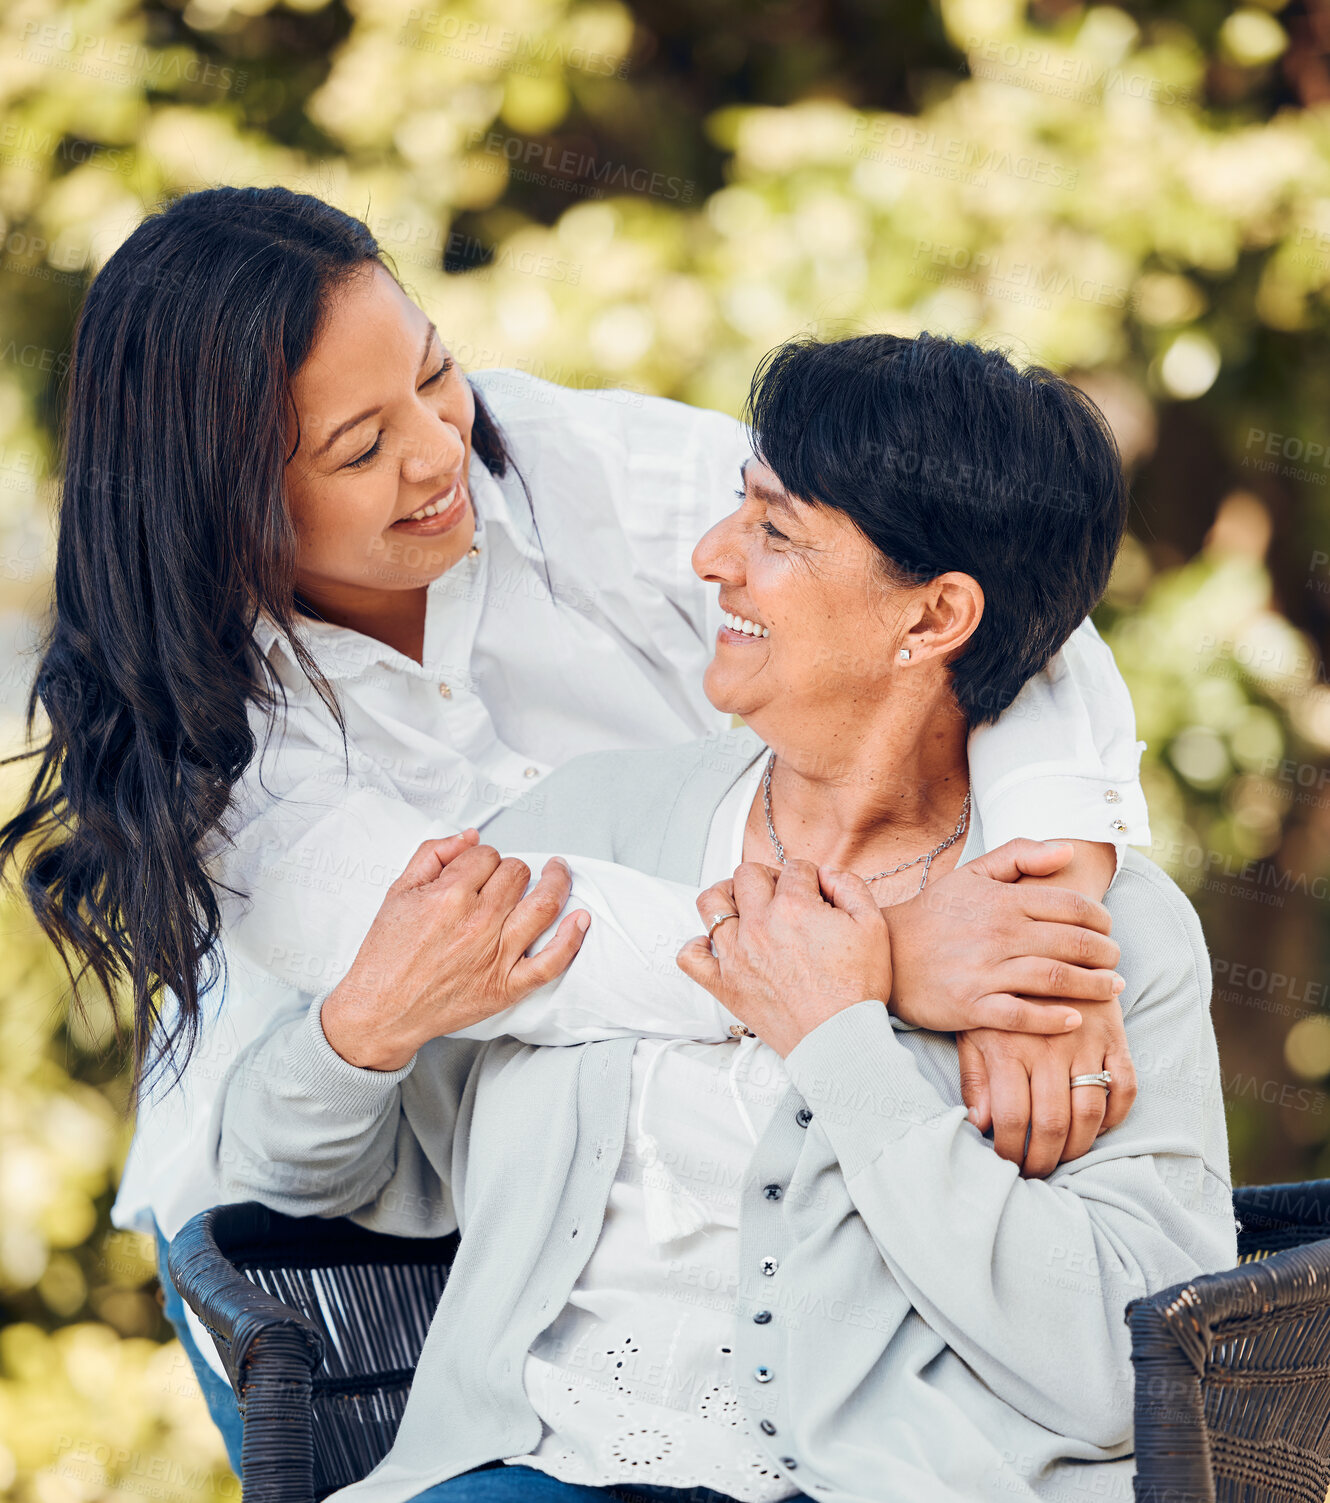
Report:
287,991,418,1117
979,755,1151,856
782,999,961,1178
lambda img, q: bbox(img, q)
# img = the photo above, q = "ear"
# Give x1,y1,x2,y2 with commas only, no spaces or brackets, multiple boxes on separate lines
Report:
900,572,984,661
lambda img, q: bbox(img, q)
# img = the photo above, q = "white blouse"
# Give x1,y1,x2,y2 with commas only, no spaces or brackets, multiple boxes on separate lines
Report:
506,759,811,1500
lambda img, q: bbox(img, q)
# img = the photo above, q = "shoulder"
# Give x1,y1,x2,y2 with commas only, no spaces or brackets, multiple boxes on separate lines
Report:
485,725,764,873
1106,850,1210,1016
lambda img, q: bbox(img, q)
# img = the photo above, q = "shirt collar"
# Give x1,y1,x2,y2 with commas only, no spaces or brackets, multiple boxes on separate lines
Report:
250,453,527,683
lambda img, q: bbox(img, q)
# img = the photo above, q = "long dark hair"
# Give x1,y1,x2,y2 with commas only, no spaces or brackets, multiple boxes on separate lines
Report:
0,185,516,1094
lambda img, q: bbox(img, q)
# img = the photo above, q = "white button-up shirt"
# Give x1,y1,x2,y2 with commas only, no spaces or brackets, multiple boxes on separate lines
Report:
113,367,1150,1249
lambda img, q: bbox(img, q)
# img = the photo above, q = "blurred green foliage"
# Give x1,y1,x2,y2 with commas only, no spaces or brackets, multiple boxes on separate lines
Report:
4,0,1330,1494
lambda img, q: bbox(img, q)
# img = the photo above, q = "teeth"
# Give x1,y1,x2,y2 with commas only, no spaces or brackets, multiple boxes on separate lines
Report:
723,611,769,638
401,482,457,524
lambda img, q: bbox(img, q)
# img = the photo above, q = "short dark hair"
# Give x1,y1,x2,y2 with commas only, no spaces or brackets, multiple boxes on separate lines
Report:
745,332,1128,726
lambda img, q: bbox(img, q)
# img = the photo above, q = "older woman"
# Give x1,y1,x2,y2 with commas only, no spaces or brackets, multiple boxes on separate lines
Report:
217,332,1234,1503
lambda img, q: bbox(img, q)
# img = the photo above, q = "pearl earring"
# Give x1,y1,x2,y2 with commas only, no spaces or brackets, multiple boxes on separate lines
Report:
899,648,911,661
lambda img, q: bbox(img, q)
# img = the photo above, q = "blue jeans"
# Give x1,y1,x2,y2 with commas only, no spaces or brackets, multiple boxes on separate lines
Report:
154,1226,245,1475
413,1463,812,1502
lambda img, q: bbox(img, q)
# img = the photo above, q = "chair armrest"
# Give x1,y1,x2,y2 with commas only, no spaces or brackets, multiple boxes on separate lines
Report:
169,1201,327,1385
169,1203,326,1503
1127,1239,1330,1503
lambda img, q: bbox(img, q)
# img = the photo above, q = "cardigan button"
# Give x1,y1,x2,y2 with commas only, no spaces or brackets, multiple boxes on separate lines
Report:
524,766,540,778
437,682,452,699
753,1310,773,1324
1110,818,1127,833
760,1419,777,1436
795,1107,813,1128
754,1365,774,1383
780,1458,798,1470
763,1183,783,1201
760,1257,779,1277
1104,788,1121,803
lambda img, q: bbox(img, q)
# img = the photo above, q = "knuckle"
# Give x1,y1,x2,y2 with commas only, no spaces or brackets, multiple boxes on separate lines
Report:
1046,961,1069,993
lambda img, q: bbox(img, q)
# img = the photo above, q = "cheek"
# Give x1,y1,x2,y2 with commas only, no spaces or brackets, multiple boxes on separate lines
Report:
288,471,394,563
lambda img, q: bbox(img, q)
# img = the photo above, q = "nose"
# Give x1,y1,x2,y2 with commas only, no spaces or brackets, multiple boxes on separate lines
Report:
692,507,745,586
400,410,465,488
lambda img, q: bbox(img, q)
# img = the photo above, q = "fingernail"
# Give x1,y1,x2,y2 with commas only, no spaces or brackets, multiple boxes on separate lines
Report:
575,911,590,932
1064,1011,1081,1029
1111,973,1125,995
967,1109,979,1125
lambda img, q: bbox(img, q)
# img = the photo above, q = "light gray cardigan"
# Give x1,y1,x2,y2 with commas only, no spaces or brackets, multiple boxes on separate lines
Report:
214,727,1237,1503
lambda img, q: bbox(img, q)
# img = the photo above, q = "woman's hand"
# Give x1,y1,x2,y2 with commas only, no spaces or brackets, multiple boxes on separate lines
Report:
321,829,589,1071
885,839,1124,1035
958,1000,1138,1177
677,859,890,1057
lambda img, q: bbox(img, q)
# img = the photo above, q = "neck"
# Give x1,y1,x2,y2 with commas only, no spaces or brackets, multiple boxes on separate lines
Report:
295,582,428,664
745,682,971,881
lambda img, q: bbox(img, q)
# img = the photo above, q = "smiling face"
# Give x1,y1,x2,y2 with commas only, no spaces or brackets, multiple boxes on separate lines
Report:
693,457,905,736
284,262,477,623
693,457,985,759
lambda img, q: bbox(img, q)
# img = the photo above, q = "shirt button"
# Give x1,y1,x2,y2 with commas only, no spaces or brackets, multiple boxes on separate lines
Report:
760,1256,778,1277
1104,788,1121,803
1110,819,1127,833
754,1365,774,1383
763,1183,783,1201
437,682,452,699
729,1023,756,1039
468,544,481,557
523,766,540,778
759,1419,777,1436
795,1107,813,1128
753,1310,773,1324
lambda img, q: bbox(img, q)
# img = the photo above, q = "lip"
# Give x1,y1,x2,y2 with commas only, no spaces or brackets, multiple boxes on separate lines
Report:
390,480,469,536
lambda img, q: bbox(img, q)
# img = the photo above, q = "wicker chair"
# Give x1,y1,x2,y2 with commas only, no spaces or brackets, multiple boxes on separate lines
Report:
170,1182,1330,1503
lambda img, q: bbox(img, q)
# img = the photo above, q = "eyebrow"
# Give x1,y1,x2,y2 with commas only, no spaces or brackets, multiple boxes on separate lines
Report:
313,323,440,459
740,457,797,515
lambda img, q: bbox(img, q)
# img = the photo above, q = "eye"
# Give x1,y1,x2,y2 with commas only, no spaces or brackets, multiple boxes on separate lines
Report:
761,519,789,542
420,355,454,388
345,435,382,471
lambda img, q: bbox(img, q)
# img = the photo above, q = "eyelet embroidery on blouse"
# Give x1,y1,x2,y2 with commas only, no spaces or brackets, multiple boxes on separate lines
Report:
607,1428,676,1467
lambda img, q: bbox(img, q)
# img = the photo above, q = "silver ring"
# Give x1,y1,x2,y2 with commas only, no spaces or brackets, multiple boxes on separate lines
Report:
1070,1071,1112,1091
706,911,738,942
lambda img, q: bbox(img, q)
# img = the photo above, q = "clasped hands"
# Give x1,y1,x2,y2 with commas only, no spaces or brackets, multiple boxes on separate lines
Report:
677,839,1136,1178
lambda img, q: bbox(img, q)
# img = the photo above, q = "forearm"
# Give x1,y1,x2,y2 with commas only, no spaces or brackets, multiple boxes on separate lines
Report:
449,854,735,1045
783,1001,1234,1442
213,994,456,1229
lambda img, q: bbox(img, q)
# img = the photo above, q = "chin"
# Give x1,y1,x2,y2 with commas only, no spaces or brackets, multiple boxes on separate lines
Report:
702,662,759,721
